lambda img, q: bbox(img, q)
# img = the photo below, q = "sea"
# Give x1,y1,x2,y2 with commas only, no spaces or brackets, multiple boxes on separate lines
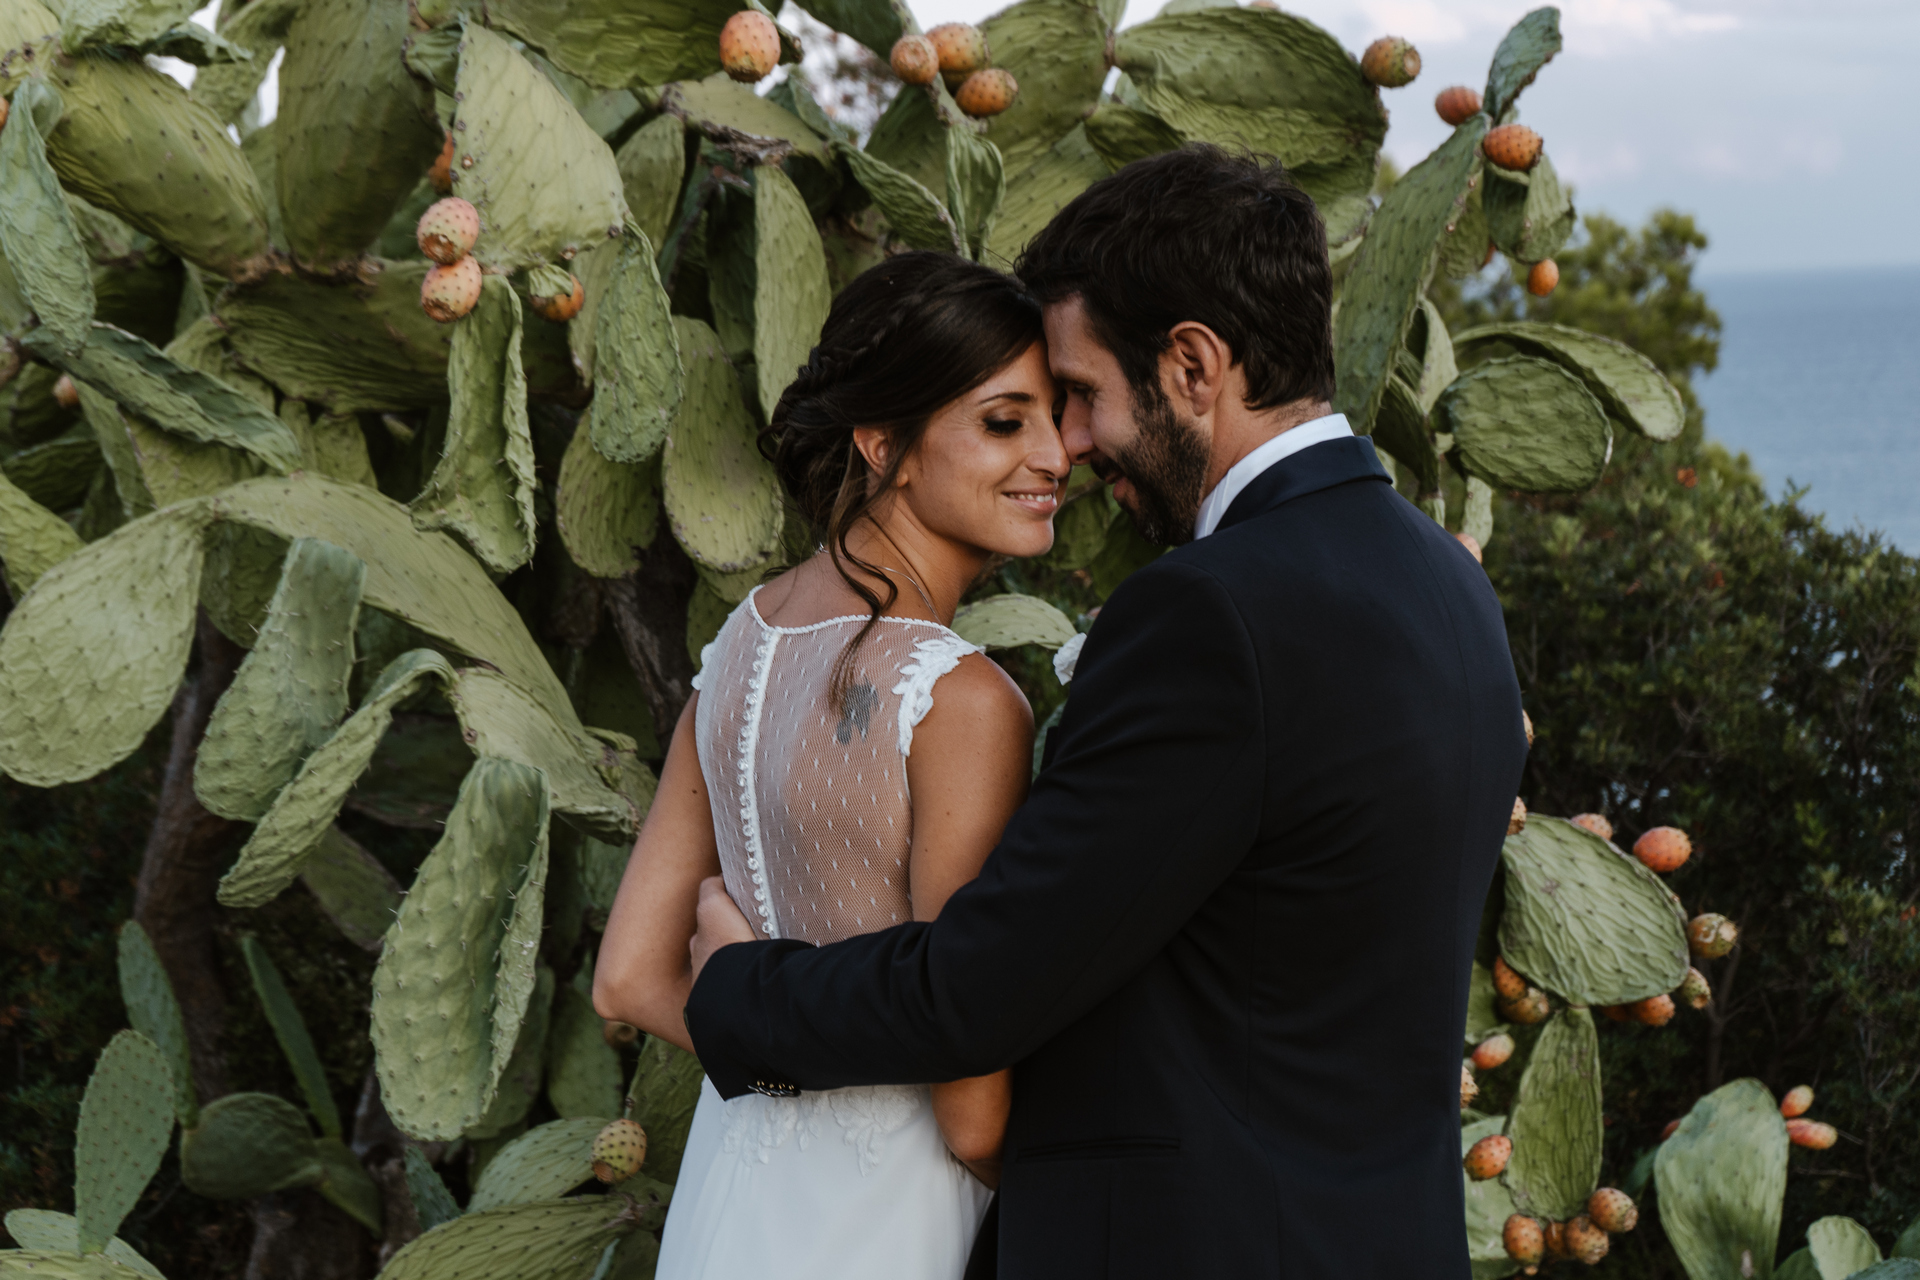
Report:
1695,265,1920,553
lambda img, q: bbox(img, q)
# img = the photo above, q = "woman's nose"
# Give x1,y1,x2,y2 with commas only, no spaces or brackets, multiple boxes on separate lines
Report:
1030,419,1071,480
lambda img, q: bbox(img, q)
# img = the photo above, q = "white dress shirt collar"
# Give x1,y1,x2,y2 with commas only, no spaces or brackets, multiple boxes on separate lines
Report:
1192,412,1354,540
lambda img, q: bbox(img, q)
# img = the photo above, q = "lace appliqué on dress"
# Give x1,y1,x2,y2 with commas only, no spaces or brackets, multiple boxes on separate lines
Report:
719,1085,922,1176
891,634,983,758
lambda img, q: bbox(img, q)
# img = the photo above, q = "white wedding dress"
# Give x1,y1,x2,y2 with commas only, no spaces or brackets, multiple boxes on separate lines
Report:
655,587,995,1280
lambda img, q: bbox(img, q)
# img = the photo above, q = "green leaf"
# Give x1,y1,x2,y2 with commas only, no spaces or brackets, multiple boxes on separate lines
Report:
0,502,207,786
1782,1251,1824,1280
115,921,197,1128
371,758,552,1141
752,164,831,421
1655,1079,1789,1280
624,1035,703,1183
1896,1215,1920,1259
587,227,682,465
1809,1218,1884,1280
239,934,343,1140
1483,154,1575,266
1497,815,1690,1005
403,1147,461,1232
468,1116,607,1212
1082,101,1187,174
545,977,622,1119
556,420,660,578
451,24,628,270
980,0,1111,169
952,593,1076,650
179,1091,321,1199
0,80,95,357
1086,504,1165,599
0,1210,161,1277
60,0,202,50
1438,354,1612,493
1452,320,1686,443
377,1196,634,1280
837,142,961,253
1461,1115,1520,1280
0,464,86,599
74,1031,176,1252
1503,1006,1601,1220
662,316,783,573
412,277,537,574
300,826,403,953
1483,7,1562,122
986,123,1109,264
1037,485,1114,573
486,0,732,89
945,128,1005,261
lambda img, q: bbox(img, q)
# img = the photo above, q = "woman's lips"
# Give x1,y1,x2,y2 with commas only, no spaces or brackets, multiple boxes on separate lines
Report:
1003,489,1060,515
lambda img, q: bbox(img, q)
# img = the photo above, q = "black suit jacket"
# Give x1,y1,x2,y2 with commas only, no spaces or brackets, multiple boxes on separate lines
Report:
686,436,1526,1278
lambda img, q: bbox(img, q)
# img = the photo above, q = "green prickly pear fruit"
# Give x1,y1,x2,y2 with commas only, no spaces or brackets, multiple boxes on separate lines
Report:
890,34,938,85
52,373,79,409
1587,1188,1638,1234
1564,1215,1609,1264
1508,796,1527,835
1464,1133,1511,1180
1629,993,1675,1026
1460,1062,1478,1107
955,68,1019,118
428,132,455,194
1633,825,1691,872
420,256,483,322
1569,813,1613,841
417,197,480,266
591,1117,647,1182
1687,912,1738,959
719,11,780,84
1492,956,1528,1001
1498,987,1550,1026
1780,1084,1813,1118
1360,37,1420,88
1435,85,1481,125
602,1019,639,1049
1504,1215,1545,1270
1485,123,1544,172
927,22,988,87
1785,1118,1836,1149
1471,1032,1514,1070
531,273,584,323
1678,966,1711,1009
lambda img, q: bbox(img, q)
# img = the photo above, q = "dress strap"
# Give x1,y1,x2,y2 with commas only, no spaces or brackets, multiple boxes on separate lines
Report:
890,632,984,758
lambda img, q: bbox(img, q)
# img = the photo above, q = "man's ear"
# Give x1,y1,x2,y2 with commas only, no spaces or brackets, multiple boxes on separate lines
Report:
1162,321,1232,418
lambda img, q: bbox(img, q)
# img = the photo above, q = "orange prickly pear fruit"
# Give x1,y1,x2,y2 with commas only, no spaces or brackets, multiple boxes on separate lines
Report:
1455,532,1483,562
1505,1215,1545,1270
1543,1219,1570,1260
1472,1033,1515,1070
954,68,1018,118
1522,710,1533,746
0,98,9,131
420,256,483,322
1527,259,1559,296
602,1019,639,1048
1565,1215,1610,1265
1484,123,1544,172
1688,913,1738,959
1499,987,1551,1026
1634,826,1691,872
1786,1118,1837,1150
1461,1062,1479,1107
1464,1134,1512,1180
1588,1188,1638,1234
1248,0,1280,9
1492,956,1528,1001
1570,813,1613,841
890,33,938,85
1360,36,1420,88
429,132,455,194
1508,796,1528,835
1660,1117,1682,1140
1780,1085,1813,1118
591,1117,648,1181
1435,85,1482,125
1630,993,1675,1027
1678,966,1711,1009
417,197,480,265
927,22,988,87
531,272,584,323
719,10,780,84
52,373,80,409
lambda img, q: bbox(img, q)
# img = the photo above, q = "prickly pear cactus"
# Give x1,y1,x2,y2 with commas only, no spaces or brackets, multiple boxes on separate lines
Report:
1503,1007,1602,1221
467,1117,611,1213
179,1091,323,1200
376,1196,636,1280
1655,1080,1789,1280
74,1031,176,1254
115,921,197,1127
951,593,1078,651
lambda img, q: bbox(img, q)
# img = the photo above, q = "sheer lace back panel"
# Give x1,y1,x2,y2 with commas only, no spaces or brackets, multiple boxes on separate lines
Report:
692,588,981,943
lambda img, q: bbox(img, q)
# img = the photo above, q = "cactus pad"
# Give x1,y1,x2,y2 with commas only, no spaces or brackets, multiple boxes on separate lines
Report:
837,142,963,254
0,502,207,786
983,0,1116,169
403,1146,461,1233
0,1210,160,1276
216,649,455,909
1453,320,1686,443
1460,1116,1520,1279
1437,355,1612,493
300,826,404,953
471,966,556,1141
951,593,1076,651
1483,155,1575,265
0,79,95,357
0,1248,163,1277
412,277,537,574
486,0,732,89
659,76,832,169
74,1031,176,1253
945,128,1005,260
1370,375,1437,495
60,0,206,50
624,1035,704,1182
1083,101,1189,175
195,538,365,821
556,421,660,578
1806,1217,1884,1280
179,1091,322,1200
1483,7,1562,121
468,1116,609,1212
370,758,551,1141
377,1195,635,1280
2,429,106,514
0,465,85,598
313,1135,383,1233
661,316,783,573
586,228,682,465
751,165,832,422
987,123,1109,264
1498,815,1689,1005
1503,1007,1601,1221
446,666,638,840
115,922,196,1128
239,934,343,1139
1463,961,1503,1045
615,114,687,252
1655,1079,1788,1280
190,0,301,124
545,979,622,1119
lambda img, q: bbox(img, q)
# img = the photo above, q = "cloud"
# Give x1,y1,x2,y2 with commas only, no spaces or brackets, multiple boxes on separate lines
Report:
1561,0,1738,52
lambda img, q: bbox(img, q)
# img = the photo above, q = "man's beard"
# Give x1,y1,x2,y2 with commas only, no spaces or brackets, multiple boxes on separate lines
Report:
1095,382,1210,546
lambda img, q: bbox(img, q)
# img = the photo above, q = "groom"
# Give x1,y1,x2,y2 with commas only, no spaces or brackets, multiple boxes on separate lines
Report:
685,146,1526,1278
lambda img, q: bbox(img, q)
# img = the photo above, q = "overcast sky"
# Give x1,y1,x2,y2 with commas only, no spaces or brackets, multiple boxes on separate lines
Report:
909,0,1920,276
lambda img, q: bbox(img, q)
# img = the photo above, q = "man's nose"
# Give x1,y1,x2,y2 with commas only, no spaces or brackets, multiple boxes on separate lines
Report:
1058,399,1095,467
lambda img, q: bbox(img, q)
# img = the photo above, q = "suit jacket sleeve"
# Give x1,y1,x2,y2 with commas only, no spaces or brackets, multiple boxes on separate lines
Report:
685,559,1266,1098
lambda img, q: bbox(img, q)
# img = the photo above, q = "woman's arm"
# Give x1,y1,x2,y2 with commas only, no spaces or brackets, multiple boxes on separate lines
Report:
593,697,720,1055
907,653,1035,1189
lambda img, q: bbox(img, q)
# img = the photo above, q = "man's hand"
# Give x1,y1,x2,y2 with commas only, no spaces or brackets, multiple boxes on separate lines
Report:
690,876,756,984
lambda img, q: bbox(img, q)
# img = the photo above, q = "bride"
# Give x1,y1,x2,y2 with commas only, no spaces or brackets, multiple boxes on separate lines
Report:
593,250,1068,1278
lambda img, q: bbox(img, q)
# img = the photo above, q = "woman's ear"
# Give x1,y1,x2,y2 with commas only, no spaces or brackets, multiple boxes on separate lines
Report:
853,426,908,488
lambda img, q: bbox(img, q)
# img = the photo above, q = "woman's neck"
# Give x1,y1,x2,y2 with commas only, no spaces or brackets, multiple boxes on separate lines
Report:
838,502,989,626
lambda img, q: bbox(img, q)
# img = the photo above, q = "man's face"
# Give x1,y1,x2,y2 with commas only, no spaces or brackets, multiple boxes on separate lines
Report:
1043,296,1211,546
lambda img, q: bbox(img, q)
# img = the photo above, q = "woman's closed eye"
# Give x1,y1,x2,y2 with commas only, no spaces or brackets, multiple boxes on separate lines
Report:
983,417,1024,436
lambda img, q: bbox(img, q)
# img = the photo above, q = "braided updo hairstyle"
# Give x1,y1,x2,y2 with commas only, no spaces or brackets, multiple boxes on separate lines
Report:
760,251,1044,701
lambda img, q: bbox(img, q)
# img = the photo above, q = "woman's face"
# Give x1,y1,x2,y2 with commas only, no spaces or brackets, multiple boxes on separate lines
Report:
869,341,1068,560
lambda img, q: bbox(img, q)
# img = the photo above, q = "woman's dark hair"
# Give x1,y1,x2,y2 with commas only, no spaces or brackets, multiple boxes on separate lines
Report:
759,251,1043,700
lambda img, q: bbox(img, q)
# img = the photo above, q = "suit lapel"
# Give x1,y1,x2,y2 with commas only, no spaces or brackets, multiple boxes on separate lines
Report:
1215,436,1391,534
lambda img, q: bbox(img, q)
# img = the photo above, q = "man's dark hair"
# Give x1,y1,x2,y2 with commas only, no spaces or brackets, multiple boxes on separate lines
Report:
1014,144,1335,410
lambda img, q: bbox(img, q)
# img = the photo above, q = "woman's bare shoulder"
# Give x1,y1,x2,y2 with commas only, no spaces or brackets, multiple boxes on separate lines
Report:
915,651,1035,751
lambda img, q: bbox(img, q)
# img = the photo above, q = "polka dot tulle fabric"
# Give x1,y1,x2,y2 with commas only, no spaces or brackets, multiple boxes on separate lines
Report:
691,588,981,944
